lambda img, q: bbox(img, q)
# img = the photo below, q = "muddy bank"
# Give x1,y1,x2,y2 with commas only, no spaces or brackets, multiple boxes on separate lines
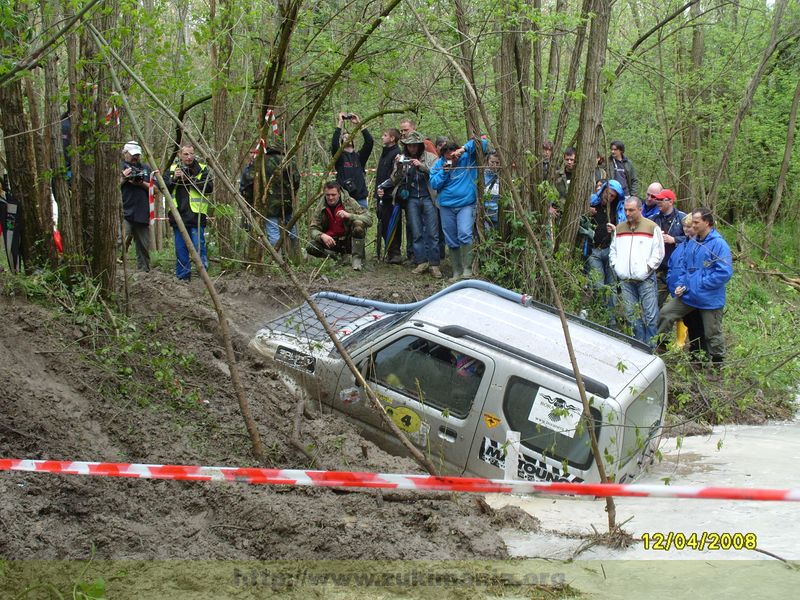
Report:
0,267,514,560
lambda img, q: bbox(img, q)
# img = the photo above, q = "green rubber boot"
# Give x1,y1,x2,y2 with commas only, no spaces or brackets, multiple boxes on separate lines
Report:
449,247,463,282
461,243,475,279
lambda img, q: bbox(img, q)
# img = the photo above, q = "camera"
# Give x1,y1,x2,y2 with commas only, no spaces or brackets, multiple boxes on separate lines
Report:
377,179,394,189
342,113,355,120
445,160,453,167
126,165,145,182
398,155,411,164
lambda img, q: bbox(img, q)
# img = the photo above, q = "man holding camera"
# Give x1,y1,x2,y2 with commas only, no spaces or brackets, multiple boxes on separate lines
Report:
120,141,153,272
165,145,213,281
332,112,373,210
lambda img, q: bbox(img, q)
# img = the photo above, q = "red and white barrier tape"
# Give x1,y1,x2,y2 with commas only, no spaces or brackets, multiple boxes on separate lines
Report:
265,110,279,137
148,173,156,224
2,459,798,501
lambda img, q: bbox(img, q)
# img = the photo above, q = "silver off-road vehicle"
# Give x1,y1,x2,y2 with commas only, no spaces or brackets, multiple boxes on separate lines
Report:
250,281,667,483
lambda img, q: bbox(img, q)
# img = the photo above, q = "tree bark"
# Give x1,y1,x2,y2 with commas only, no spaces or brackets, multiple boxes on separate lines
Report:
61,0,84,257
0,76,52,269
454,0,481,138
552,0,590,164
763,78,800,256
541,0,567,142
210,0,237,259
42,0,71,249
87,10,121,294
557,0,610,253
677,0,704,207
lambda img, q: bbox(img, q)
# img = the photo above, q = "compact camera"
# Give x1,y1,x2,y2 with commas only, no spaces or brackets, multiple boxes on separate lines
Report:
342,113,355,120
397,155,411,164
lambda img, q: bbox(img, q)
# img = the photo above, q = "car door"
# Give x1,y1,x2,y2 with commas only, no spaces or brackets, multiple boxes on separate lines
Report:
351,328,495,474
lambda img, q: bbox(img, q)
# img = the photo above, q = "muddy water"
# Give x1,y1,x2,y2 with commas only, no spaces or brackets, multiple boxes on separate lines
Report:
486,419,800,561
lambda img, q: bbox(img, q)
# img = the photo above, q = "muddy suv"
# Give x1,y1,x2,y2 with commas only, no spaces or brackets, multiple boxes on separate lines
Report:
250,281,667,484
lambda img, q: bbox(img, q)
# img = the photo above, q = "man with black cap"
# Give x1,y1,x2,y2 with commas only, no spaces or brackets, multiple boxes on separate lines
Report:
120,141,153,272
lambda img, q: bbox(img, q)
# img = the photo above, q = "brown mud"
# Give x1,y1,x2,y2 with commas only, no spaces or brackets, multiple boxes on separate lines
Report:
0,263,531,561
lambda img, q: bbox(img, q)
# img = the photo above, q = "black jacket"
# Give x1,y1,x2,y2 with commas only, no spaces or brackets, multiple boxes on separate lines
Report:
332,127,373,201
120,160,153,225
375,144,401,194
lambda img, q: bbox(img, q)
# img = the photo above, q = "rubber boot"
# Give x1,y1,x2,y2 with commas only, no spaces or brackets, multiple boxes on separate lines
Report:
461,243,474,279
351,238,365,271
676,320,688,349
449,247,463,282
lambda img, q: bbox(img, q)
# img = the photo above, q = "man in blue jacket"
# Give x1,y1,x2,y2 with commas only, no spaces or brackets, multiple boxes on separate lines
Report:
657,208,733,363
430,137,489,281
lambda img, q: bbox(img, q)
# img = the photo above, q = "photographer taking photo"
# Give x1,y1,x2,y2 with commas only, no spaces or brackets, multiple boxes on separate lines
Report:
120,141,154,272
332,112,373,210
164,144,213,281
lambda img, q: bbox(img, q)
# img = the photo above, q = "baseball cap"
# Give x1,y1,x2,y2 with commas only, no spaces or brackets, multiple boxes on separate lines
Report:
123,141,142,156
653,189,676,202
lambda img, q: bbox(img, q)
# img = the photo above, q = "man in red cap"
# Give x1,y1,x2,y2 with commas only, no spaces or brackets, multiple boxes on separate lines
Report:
651,189,687,306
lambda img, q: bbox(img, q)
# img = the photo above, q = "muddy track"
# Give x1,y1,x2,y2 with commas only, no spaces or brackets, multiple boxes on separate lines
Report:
0,266,528,560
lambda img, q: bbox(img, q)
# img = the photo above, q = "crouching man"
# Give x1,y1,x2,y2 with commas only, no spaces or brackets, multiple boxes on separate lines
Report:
307,181,372,270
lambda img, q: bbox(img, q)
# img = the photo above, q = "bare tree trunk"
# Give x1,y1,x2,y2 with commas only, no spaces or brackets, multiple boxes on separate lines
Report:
552,0,590,161
532,0,545,193
677,1,704,206
42,0,70,243
763,78,800,255
0,77,53,269
454,0,481,138
557,0,610,254
541,0,567,141
62,0,84,256
249,0,304,264
88,10,121,293
0,1,53,269
210,0,236,259
706,0,788,211
23,77,51,223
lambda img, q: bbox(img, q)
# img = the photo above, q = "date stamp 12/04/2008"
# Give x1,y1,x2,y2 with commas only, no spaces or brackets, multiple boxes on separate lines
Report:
642,532,757,552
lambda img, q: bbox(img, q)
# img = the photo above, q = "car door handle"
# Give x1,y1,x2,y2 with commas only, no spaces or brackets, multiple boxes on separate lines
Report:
438,426,457,443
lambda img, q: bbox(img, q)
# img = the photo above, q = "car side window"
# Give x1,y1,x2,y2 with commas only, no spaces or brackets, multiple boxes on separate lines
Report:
367,335,484,419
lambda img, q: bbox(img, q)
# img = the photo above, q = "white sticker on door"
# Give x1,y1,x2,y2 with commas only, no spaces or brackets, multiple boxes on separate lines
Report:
527,388,583,438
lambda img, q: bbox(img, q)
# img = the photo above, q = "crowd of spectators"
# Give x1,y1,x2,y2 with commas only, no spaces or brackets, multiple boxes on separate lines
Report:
119,117,734,361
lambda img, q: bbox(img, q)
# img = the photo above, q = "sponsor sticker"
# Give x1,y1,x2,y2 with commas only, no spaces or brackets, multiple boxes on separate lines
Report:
478,437,583,483
527,388,583,438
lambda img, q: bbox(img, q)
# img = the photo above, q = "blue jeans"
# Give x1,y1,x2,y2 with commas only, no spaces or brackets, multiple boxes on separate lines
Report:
265,214,298,246
174,226,207,280
620,272,659,347
354,198,368,210
407,196,440,265
439,204,475,248
587,246,618,326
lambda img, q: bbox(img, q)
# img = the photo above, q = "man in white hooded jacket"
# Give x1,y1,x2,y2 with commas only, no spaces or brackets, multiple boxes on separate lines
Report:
609,196,664,348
